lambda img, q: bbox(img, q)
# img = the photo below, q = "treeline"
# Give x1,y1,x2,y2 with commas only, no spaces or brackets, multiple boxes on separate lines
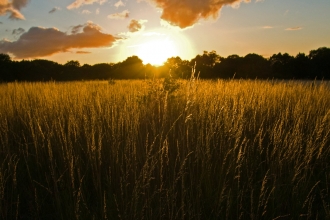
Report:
1,47,330,81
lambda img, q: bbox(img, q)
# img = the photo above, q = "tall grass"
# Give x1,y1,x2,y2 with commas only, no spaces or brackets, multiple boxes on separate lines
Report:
0,78,329,219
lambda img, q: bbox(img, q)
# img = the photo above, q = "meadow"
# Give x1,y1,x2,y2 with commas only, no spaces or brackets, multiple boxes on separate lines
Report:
0,76,329,219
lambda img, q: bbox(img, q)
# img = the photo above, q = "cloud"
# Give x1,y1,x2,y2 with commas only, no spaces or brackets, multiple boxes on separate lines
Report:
12,27,25,35
82,9,92,14
12,0,29,10
71,24,84,34
128,19,143,32
96,8,100,14
0,0,29,19
114,0,125,8
76,51,91,54
49,7,60,14
108,10,129,19
67,0,107,9
144,0,251,28
0,22,121,59
285,26,302,31
262,26,273,29
0,21,3,24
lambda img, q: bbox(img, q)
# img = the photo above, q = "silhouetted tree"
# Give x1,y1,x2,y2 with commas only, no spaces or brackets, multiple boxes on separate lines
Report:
2,47,330,81
65,60,81,67
191,51,221,78
144,63,163,78
291,53,311,79
163,56,192,78
237,54,270,79
269,53,295,78
309,47,330,79
0,53,11,63
0,54,12,81
61,60,82,80
113,56,145,79
30,59,61,81
214,55,243,79
91,63,114,79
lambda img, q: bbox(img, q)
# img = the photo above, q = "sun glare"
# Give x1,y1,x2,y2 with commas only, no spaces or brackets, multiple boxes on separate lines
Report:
136,38,177,65
122,28,195,66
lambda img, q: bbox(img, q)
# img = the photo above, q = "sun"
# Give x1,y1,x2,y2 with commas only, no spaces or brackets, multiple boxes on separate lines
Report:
135,38,177,65
122,28,195,66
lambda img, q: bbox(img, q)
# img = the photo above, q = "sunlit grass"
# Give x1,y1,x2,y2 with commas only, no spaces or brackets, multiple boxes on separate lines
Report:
0,78,329,219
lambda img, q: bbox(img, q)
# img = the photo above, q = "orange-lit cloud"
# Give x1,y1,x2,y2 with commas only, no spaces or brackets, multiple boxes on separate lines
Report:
145,0,251,28
0,22,120,59
108,9,129,19
67,0,107,9
0,0,29,19
128,19,143,32
262,26,273,29
285,26,302,31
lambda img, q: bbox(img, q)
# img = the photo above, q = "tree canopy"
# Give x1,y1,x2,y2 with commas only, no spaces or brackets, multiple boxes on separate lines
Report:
1,47,330,82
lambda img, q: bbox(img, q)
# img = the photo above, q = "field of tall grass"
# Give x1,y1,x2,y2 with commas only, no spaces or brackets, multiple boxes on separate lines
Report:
0,76,329,219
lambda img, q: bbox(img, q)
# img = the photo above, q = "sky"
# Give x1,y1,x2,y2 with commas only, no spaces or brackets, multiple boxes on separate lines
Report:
0,0,330,65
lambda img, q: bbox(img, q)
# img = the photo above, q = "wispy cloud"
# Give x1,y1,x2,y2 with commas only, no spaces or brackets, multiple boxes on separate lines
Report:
262,26,273,29
71,24,84,34
285,26,302,31
108,10,129,19
12,27,25,36
82,10,92,14
114,0,125,8
145,0,252,28
67,0,108,10
49,7,61,14
0,22,121,59
76,51,91,54
0,0,29,20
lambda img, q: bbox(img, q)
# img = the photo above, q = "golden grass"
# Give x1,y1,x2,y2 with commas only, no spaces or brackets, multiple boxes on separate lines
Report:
0,78,329,219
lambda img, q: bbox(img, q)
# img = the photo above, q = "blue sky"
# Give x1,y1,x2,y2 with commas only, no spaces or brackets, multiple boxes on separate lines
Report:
0,0,329,65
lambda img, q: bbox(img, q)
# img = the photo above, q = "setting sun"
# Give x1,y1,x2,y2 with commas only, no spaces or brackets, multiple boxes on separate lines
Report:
122,29,195,66
135,38,177,65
